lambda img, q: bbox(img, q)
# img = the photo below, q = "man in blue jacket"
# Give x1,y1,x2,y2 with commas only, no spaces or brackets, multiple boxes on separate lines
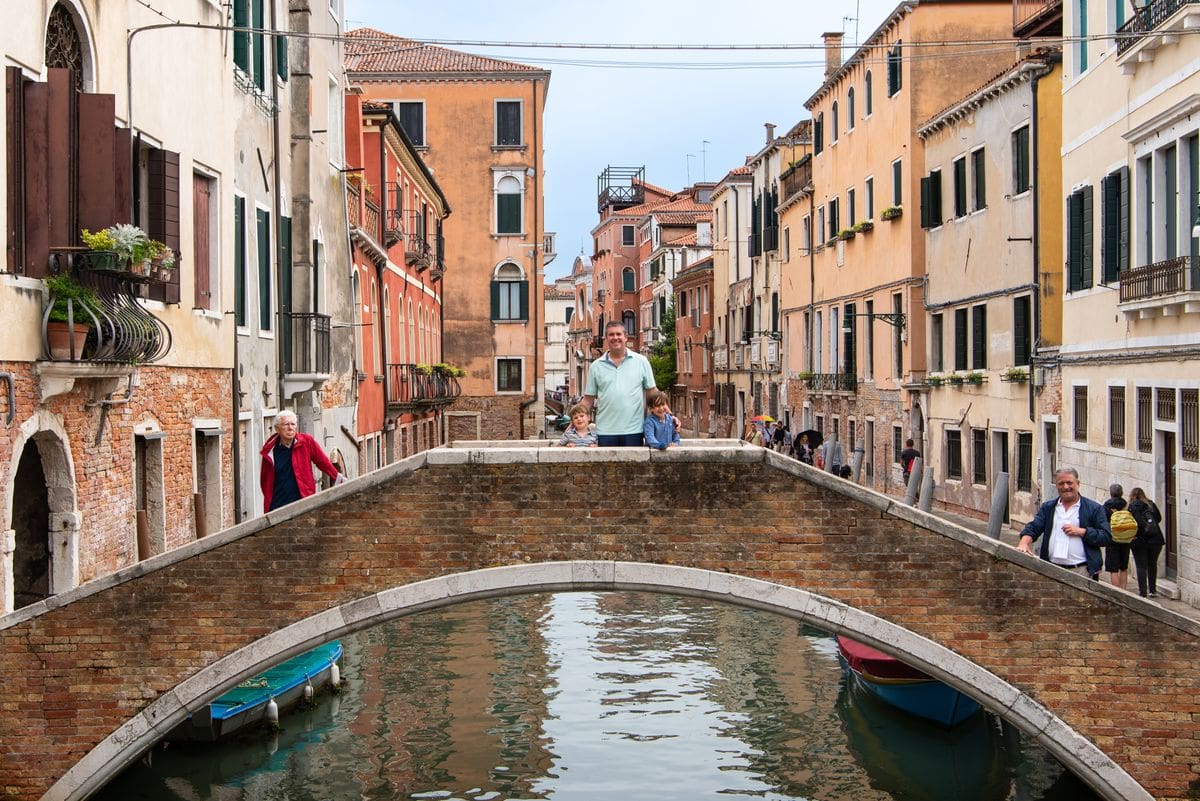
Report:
1017,467,1111,579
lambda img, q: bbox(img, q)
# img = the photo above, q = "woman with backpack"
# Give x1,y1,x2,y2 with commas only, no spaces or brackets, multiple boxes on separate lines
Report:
1128,487,1165,598
1102,484,1135,590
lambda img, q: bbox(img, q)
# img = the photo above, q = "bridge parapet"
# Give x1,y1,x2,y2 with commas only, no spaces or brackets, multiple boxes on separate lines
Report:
2,442,1198,801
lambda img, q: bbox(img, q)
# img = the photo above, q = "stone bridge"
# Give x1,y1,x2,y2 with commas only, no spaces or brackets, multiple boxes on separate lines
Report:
2,442,1199,801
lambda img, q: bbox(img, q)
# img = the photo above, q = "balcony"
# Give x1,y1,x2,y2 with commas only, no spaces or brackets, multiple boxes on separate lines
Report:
37,249,172,401
763,224,780,254
1115,0,1200,69
384,208,406,248
404,210,431,270
280,312,331,398
386,363,462,411
1118,255,1200,317
780,157,812,202
805,373,858,392
430,231,446,280
1012,0,1063,38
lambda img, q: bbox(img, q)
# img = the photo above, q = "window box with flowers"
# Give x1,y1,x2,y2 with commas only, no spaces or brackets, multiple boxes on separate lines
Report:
81,225,172,281
852,220,874,234
880,205,903,222
965,371,986,385
946,374,965,386
1000,367,1029,383
838,228,856,241
925,373,944,387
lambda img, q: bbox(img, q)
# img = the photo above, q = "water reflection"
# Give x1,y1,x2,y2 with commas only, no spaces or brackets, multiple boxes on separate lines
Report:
95,592,1098,801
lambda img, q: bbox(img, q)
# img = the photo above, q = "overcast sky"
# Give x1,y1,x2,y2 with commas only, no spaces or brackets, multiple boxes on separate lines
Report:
343,0,901,279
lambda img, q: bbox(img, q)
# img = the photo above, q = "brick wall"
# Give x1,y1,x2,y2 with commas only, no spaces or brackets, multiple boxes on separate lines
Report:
1,449,1197,799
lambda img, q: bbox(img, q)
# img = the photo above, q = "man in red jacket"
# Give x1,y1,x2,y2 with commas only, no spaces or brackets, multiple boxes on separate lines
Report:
260,410,344,512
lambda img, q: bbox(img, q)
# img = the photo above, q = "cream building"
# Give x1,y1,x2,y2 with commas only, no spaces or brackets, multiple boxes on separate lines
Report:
917,52,1061,526
1059,0,1200,602
543,276,575,395
710,166,752,437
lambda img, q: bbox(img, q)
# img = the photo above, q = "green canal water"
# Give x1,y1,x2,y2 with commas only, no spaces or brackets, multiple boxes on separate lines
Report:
95,592,1100,801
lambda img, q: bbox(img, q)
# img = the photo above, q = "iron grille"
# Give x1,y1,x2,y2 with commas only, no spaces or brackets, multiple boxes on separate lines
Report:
1182,389,1198,462
1109,386,1126,449
1073,386,1089,442
1156,387,1176,421
1137,387,1153,452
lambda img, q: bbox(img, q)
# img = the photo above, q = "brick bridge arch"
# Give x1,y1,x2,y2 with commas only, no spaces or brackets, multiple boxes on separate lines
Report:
3,443,1198,801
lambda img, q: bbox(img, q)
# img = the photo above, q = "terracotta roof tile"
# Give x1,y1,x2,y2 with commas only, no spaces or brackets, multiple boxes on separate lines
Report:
345,28,546,74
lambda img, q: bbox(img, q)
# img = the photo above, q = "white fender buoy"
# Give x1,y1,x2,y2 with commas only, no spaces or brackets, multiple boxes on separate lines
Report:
330,662,341,688
303,678,314,702
265,697,279,726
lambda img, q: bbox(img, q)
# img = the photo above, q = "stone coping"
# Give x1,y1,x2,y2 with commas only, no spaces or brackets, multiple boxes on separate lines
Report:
4,441,1197,639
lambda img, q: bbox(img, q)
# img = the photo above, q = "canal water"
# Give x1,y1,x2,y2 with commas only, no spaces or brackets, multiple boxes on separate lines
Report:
96,592,1099,801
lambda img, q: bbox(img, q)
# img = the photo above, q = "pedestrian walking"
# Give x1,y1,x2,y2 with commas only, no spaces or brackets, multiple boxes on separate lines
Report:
1128,487,1165,598
260,410,344,513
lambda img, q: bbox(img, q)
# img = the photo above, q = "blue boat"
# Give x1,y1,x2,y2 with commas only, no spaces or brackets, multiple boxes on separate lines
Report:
836,635,980,727
168,641,344,742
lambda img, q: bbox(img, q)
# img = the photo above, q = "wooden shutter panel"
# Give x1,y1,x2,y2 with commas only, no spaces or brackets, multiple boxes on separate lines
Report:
920,175,932,228
6,67,26,270
193,176,212,310
518,280,529,321
275,34,288,82
1101,173,1118,284
233,0,249,72
972,306,987,369
490,280,500,320
1068,191,1083,292
234,196,246,326
22,69,76,278
252,0,266,91
1118,166,1130,272
147,148,181,303
1081,184,1094,289
1014,296,1029,366
955,308,968,370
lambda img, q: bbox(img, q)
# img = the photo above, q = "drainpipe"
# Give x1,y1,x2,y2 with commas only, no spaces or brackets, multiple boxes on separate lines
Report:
1029,59,1051,424
518,77,542,438
808,190,815,374
376,122,389,394
270,0,287,416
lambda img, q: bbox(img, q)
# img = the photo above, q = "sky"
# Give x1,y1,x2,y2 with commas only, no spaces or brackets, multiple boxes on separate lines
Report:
343,0,902,280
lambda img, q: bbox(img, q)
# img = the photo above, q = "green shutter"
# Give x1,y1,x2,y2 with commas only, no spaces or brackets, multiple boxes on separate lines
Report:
233,0,249,72
972,306,987,369
276,33,288,82
1081,184,1094,289
252,0,265,91
1013,296,1030,367
257,208,271,330
1118,166,1130,272
1068,192,1083,292
497,193,520,234
954,308,968,371
973,149,986,211
931,171,942,225
920,176,931,228
235,196,246,326
954,158,967,218
518,280,529,321
490,280,500,320
1101,173,1117,283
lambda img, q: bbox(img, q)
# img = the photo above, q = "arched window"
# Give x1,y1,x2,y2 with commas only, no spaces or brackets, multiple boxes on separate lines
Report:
495,174,523,234
847,87,855,130
45,3,86,91
407,299,416,366
831,101,839,143
370,278,381,375
383,286,391,355
622,309,636,336
814,112,824,154
491,262,528,321
622,267,635,292
864,71,873,116
396,294,406,363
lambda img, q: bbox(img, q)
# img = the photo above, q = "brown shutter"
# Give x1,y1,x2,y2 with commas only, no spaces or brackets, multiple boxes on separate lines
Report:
6,67,25,271
77,91,126,235
193,175,212,310
22,68,77,278
147,148,181,303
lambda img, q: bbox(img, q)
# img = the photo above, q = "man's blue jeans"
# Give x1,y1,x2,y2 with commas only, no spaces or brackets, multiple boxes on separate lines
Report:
597,433,644,447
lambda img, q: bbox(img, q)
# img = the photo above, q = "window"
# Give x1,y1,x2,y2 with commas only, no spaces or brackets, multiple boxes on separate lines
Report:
1012,126,1030,194
831,101,839,143
814,112,824,154
256,207,271,331
972,428,987,484
848,188,856,227
1183,389,1198,461
802,215,811,255
892,426,902,464
623,309,636,336
887,42,902,96
972,148,986,211
193,174,216,311
783,226,790,262
864,71,873,115
1067,185,1094,291
495,173,523,234
495,100,522,146
1013,296,1032,367
622,224,635,246
817,207,825,244
232,0,268,91
892,293,904,378
946,429,962,480
1109,386,1126,448
954,307,968,371
971,304,987,369
865,176,874,220
842,302,856,375
953,157,967,219
865,299,875,376
1017,432,1033,492
491,263,528,321
1076,0,1088,74
622,267,635,292
234,195,247,326
931,313,944,372
892,159,902,206
847,87,855,130
497,358,523,392
1073,386,1089,442
1137,387,1152,452
395,101,425,146
828,197,840,240
920,169,943,228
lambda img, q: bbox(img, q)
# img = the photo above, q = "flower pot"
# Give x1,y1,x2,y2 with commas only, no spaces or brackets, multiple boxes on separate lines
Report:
46,321,91,361
130,259,153,278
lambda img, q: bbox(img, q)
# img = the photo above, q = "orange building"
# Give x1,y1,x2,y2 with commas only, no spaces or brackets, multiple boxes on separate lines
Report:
791,4,1016,488
673,255,715,435
344,96,451,469
346,30,550,440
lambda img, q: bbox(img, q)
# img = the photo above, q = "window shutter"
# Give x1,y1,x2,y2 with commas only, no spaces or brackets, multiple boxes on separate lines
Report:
955,308,968,370
1014,296,1030,366
814,117,823,154
275,33,288,82
490,280,500,320
252,0,266,91
497,192,520,234
1081,184,1094,289
1118,166,1129,272
257,207,271,330
518,279,529,321
972,305,987,369
931,172,942,226
235,196,246,326
147,148,181,304
233,0,249,72
1068,192,1083,292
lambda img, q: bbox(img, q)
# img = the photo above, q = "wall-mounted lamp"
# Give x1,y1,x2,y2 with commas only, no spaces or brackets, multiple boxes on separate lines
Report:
1192,210,1200,239
842,312,906,333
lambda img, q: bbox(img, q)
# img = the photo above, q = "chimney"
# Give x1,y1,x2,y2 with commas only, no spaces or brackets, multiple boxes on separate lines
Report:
823,31,844,80
764,122,777,143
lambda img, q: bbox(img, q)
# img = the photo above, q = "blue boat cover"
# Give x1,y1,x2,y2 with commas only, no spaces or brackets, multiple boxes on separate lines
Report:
210,641,343,721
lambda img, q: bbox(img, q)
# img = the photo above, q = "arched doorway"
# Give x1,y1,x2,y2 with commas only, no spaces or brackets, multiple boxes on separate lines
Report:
12,443,51,609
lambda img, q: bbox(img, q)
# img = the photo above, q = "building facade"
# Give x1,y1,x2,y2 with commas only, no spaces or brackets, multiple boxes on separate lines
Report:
543,276,575,395
673,255,715,435
711,166,753,438
346,29,550,441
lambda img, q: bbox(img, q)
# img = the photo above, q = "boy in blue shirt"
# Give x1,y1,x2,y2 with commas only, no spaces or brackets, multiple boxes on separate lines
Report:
643,390,681,450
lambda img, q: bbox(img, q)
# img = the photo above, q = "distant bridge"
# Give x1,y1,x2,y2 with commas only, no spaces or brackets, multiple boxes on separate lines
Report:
2,442,1198,801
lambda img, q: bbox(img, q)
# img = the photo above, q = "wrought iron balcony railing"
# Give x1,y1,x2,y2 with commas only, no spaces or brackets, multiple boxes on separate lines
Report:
805,372,858,392
1118,255,1200,303
281,312,331,376
1116,0,1199,54
386,363,462,410
1013,0,1063,37
780,157,813,201
42,249,171,364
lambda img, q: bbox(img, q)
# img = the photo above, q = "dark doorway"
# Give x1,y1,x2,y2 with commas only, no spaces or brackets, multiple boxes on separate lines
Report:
1163,431,1177,575
12,444,51,610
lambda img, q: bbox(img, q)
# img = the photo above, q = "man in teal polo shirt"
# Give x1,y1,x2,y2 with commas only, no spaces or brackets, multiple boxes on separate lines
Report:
582,320,658,446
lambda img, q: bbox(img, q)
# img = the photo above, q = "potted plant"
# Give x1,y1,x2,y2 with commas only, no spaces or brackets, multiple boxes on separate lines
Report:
79,228,121,271
796,369,814,381
415,363,433,376
1001,366,1029,383
82,225,154,275
148,240,176,282
433,362,466,378
965,371,986,385
925,373,944,387
946,373,965,385
880,205,903,221
853,220,875,234
839,228,856,241
44,273,100,360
